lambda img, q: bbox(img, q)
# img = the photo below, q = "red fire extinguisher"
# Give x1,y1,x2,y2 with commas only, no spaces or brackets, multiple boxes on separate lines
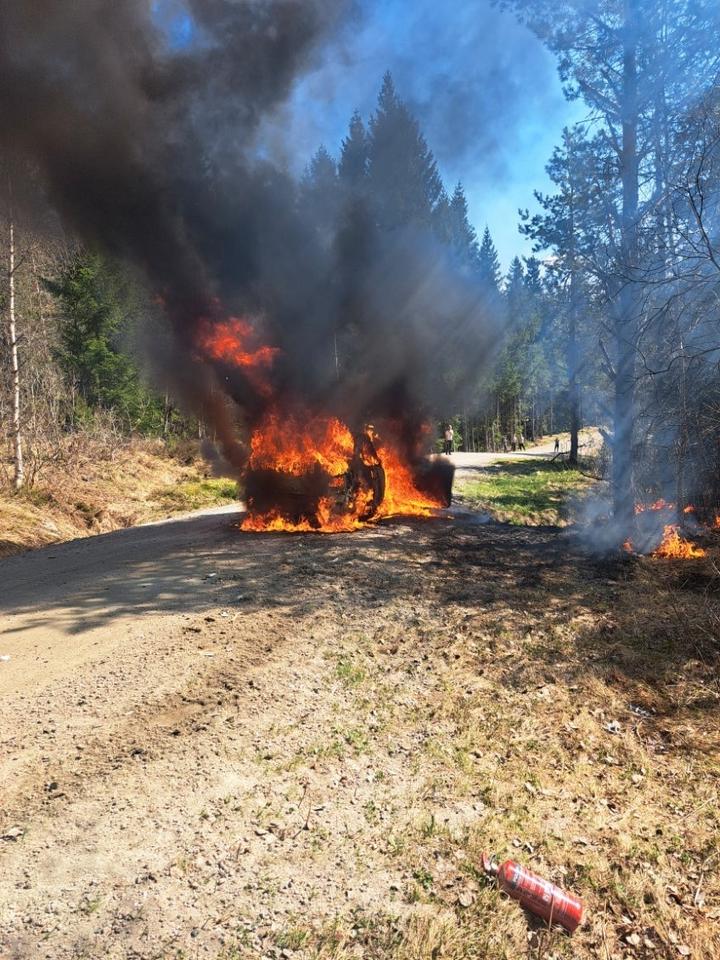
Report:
481,852,584,933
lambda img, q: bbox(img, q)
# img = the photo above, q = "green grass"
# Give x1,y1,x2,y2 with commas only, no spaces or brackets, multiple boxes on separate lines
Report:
156,478,238,511
456,459,594,525
275,927,310,950
336,656,366,687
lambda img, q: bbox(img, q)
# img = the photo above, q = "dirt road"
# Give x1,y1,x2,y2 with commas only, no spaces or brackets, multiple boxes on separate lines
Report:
0,439,565,697
1,458,716,960
0,500,571,959
448,430,597,477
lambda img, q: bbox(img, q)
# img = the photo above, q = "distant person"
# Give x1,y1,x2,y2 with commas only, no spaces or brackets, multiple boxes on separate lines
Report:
502,436,509,453
443,424,454,455
511,433,517,451
519,433,526,451
554,437,560,453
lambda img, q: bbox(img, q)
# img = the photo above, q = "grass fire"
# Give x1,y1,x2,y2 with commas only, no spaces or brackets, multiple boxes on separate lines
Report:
621,500,709,558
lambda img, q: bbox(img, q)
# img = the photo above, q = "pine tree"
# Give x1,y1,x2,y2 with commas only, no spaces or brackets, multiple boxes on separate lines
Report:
338,111,369,188
501,0,720,523
298,145,339,247
367,72,444,230
521,128,605,464
448,183,479,268
477,226,502,293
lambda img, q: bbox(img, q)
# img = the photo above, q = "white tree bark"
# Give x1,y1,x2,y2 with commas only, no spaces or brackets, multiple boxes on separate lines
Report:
8,213,25,491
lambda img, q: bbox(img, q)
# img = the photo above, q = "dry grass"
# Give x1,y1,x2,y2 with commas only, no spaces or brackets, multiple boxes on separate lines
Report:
0,436,237,558
255,541,720,958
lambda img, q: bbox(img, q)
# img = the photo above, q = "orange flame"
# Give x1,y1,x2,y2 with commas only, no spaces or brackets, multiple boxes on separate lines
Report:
624,501,707,558
247,412,354,477
635,499,673,514
241,497,367,534
653,524,706,559
197,316,279,395
373,441,440,520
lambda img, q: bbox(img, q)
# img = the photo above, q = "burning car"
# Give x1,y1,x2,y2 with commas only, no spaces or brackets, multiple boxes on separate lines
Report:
242,413,453,533
196,313,454,533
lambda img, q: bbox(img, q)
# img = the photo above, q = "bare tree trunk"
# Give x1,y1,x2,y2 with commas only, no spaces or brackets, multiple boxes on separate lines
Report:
568,287,580,466
675,337,688,517
563,133,583,467
8,211,25,492
613,0,640,531
531,391,536,441
163,391,171,437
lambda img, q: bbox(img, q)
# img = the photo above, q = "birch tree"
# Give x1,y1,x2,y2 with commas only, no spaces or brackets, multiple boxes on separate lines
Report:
6,179,24,491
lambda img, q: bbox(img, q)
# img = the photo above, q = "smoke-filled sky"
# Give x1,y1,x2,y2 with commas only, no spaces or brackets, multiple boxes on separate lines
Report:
1,0,516,462
154,0,582,271
252,0,585,271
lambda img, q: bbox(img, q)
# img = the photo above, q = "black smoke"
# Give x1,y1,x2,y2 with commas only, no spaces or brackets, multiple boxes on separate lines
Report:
0,0,499,472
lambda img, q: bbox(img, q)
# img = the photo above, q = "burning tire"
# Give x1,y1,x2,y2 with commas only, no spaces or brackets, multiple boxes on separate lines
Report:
348,430,386,519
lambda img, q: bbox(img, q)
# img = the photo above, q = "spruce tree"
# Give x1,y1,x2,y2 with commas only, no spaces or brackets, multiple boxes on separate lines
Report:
498,257,551,444
448,183,479,268
500,257,526,420
338,111,369,188
477,226,502,293
505,257,526,324
302,145,337,185
431,188,453,245
521,256,554,438
298,145,339,247
48,251,164,432
367,72,444,230
523,256,543,298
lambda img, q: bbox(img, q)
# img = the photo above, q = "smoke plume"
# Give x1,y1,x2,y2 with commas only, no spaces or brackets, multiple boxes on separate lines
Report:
0,0,499,471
